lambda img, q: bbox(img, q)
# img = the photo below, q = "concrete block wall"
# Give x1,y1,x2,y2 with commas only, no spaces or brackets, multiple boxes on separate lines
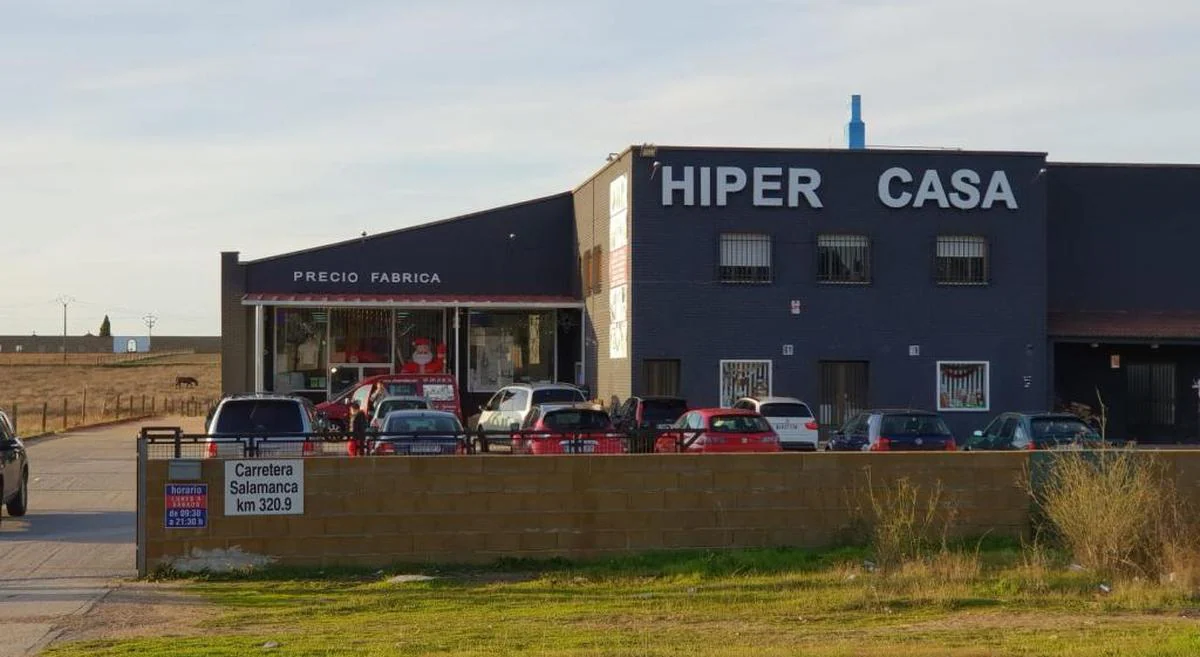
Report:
143,452,1049,570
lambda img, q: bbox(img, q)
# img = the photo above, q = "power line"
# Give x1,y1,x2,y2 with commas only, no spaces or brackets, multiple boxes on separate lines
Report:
143,313,158,349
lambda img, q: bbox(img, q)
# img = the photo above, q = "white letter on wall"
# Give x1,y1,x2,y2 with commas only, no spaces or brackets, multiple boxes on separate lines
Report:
949,169,982,210
661,166,695,206
878,167,913,208
913,170,950,209
753,167,783,207
981,171,1018,209
715,167,747,206
787,168,823,208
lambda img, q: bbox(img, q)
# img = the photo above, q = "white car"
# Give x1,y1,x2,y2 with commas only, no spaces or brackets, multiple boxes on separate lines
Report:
732,396,819,451
368,395,433,430
471,383,588,452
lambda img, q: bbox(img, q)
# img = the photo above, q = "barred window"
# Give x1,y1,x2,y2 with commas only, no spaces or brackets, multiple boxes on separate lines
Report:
718,233,772,283
936,236,989,285
817,234,871,284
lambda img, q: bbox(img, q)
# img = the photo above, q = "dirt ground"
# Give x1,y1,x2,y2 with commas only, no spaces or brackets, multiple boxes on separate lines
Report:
0,353,219,433
50,582,224,645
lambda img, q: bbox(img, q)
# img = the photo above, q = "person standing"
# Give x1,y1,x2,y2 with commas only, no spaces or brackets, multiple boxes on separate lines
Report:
349,400,369,456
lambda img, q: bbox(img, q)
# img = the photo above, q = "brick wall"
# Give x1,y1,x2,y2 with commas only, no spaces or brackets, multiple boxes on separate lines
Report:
143,452,1045,571
220,251,251,395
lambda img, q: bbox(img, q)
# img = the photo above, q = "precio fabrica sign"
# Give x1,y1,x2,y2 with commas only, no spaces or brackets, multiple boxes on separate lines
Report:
660,165,1019,210
224,460,304,515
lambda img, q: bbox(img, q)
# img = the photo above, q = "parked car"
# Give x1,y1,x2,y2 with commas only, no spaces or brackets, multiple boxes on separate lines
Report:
512,403,625,455
368,395,433,430
316,373,461,429
205,393,324,458
612,396,690,430
732,396,819,451
827,409,957,452
371,410,466,456
470,383,589,452
966,412,1108,451
655,408,782,453
0,410,29,525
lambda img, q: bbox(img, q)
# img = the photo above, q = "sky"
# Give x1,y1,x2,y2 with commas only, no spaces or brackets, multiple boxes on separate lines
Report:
1,0,1197,336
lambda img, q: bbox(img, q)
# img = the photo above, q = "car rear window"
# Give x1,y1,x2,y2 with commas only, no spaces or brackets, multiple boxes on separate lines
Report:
542,409,611,431
377,399,430,415
383,415,463,434
708,414,773,433
1031,418,1095,439
532,388,586,405
641,399,688,425
880,414,952,437
215,400,304,434
758,402,814,418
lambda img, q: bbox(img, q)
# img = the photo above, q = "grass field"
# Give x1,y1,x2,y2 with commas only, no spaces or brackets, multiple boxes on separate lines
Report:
43,544,1200,657
0,352,220,433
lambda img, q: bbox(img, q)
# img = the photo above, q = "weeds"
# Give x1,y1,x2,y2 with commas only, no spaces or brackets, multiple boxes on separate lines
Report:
854,470,957,572
1027,447,1199,587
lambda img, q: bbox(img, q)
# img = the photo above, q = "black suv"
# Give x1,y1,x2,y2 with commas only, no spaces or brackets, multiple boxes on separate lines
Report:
612,396,690,453
1,410,29,525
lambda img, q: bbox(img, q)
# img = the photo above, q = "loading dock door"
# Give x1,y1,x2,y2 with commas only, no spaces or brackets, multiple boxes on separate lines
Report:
819,361,869,441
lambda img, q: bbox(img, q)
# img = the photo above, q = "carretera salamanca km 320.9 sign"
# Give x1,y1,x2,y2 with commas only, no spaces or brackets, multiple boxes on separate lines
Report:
225,460,304,515
660,165,1018,210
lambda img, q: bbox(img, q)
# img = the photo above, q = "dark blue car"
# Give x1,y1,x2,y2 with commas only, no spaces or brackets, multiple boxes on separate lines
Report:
826,409,957,452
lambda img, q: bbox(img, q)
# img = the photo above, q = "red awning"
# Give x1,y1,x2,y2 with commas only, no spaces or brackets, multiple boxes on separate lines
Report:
1049,311,1200,340
241,293,582,308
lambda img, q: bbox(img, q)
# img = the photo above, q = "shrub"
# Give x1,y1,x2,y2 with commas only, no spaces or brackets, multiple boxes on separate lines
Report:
1027,447,1198,583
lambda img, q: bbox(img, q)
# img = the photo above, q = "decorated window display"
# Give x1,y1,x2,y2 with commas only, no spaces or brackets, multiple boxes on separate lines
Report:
719,360,772,408
937,361,989,411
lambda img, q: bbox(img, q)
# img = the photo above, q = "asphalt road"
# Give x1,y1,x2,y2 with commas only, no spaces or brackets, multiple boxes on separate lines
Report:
0,418,184,657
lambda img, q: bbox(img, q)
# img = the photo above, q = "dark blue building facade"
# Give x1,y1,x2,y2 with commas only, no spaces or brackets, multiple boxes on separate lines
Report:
221,146,1200,443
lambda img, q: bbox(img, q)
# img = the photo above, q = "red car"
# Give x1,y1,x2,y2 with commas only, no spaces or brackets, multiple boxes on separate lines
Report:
316,373,461,429
512,404,626,455
655,408,782,453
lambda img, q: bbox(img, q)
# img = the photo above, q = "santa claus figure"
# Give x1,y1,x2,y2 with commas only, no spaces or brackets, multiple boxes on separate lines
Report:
401,337,444,374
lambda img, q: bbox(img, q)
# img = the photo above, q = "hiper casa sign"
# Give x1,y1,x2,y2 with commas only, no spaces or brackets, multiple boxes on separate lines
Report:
225,460,304,516
660,165,1019,210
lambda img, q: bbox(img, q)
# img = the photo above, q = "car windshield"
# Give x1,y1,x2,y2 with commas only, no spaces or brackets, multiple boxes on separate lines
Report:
376,399,429,415
542,410,611,431
383,415,463,434
708,414,773,433
215,400,303,434
1032,418,1096,439
642,399,688,425
532,388,585,405
880,414,952,437
384,382,421,396
758,402,814,418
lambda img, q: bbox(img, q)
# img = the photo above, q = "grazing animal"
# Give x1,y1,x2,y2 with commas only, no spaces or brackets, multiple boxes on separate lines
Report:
175,376,199,388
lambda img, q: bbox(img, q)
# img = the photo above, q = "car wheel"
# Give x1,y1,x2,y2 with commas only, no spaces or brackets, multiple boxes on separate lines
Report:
7,470,28,517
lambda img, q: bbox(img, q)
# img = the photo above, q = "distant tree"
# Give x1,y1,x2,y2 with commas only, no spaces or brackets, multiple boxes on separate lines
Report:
99,315,112,337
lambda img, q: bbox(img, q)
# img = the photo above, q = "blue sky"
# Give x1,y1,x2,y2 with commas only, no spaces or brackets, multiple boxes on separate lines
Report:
1,0,1196,336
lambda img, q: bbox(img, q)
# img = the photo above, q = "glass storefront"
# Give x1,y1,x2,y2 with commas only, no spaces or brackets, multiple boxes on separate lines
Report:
274,308,330,395
467,309,556,392
270,306,568,400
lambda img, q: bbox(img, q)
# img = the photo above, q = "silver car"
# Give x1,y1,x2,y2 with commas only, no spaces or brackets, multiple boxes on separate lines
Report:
204,394,323,458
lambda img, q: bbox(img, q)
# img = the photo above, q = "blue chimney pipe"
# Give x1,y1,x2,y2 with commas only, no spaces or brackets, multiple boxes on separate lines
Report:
847,94,865,150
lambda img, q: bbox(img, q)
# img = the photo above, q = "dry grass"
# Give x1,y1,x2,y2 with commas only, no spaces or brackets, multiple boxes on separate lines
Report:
1028,447,1200,588
852,470,958,572
0,352,221,433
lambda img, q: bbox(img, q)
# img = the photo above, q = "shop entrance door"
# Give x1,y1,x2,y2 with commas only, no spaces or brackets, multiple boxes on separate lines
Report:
328,364,394,399
818,361,869,442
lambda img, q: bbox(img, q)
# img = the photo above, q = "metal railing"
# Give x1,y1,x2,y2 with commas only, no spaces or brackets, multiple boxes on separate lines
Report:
139,426,708,459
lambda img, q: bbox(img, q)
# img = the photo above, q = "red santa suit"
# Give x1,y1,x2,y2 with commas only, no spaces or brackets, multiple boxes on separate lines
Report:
401,338,445,374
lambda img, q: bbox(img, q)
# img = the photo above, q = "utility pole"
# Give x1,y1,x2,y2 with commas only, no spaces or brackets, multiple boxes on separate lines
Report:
143,313,158,352
55,295,75,363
